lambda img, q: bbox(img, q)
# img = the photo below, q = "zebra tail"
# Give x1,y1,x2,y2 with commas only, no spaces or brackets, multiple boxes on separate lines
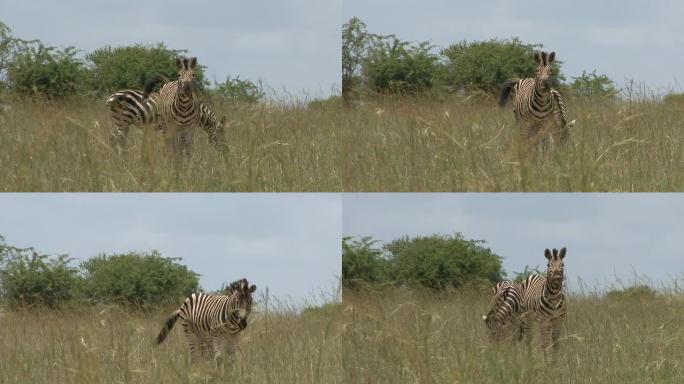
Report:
498,79,518,107
142,74,170,100
156,309,181,345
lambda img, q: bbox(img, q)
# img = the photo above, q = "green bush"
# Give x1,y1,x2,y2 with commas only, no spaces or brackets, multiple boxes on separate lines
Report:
439,38,564,93
0,236,81,308
363,37,439,93
342,236,389,286
85,43,208,95
80,250,199,309
571,70,618,101
212,75,264,105
384,233,504,289
7,42,87,99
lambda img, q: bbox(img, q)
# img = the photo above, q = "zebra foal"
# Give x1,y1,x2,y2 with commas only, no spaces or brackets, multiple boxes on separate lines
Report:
499,51,571,149
156,278,257,363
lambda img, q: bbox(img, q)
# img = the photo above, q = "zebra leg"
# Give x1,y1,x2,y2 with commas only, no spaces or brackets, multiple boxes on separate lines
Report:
551,319,563,358
211,336,224,364
182,324,201,362
179,128,194,159
539,321,553,360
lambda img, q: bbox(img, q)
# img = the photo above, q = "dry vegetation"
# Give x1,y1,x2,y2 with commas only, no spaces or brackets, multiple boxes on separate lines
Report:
342,286,684,383
0,302,343,384
0,98,342,191
341,94,684,191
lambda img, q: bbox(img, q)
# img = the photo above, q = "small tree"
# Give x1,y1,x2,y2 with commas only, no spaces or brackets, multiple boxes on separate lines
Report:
80,250,199,310
8,42,87,99
0,236,81,309
570,70,618,101
440,38,564,93
342,17,376,103
384,233,504,289
212,75,264,105
342,236,388,287
363,37,439,94
85,43,208,95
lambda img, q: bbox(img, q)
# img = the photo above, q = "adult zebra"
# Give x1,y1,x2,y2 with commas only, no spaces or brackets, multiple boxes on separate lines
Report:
499,51,571,149
106,83,226,152
156,278,257,362
518,247,567,357
482,280,523,342
143,57,201,157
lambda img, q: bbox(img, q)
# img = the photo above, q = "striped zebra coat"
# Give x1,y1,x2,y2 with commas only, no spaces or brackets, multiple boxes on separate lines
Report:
156,278,257,362
143,57,201,157
518,248,567,355
483,280,523,342
106,84,226,152
499,51,571,148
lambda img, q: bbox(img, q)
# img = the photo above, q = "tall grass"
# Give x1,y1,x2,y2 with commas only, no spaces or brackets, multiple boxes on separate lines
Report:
0,302,343,383
0,98,342,191
342,286,684,383
341,93,684,191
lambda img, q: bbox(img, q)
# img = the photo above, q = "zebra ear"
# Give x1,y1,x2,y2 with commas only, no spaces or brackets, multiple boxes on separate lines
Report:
534,52,542,64
250,285,257,293
548,51,556,63
559,247,566,259
544,248,552,260
189,57,197,69
176,58,182,69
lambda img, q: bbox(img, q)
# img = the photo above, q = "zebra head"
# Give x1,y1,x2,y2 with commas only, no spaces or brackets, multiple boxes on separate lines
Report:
533,51,555,93
175,57,197,97
544,247,566,289
228,278,257,328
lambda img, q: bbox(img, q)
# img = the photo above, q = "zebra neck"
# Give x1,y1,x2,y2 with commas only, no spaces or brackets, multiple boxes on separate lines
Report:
531,85,551,110
543,278,563,305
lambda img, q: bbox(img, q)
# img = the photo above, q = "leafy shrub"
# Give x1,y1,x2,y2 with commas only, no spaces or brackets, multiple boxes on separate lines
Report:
212,75,264,105
342,236,389,287
439,38,564,93
0,236,81,308
80,250,199,309
7,42,87,99
384,233,504,289
85,43,208,95
606,285,657,301
363,37,439,93
510,265,545,283
571,70,618,101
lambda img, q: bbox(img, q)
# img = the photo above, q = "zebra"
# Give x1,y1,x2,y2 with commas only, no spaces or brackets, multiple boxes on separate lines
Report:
482,280,523,342
105,83,226,152
517,247,567,357
156,278,257,363
142,57,200,157
499,51,571,149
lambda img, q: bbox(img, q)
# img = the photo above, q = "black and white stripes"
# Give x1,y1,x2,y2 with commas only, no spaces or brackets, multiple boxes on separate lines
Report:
499,51,571,147
105,85,226,152
143,57,201,156
156,278,257,362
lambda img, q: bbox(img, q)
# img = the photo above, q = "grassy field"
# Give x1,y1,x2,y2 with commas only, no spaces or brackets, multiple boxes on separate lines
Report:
341,94,684,191
0,98,342,191
342,287,684,383
0,303,343,383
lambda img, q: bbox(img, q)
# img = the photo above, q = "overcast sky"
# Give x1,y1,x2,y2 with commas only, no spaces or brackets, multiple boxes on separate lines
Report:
343,194,684,292
344,0,683,93
0,0,340,98
0,194,341,305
